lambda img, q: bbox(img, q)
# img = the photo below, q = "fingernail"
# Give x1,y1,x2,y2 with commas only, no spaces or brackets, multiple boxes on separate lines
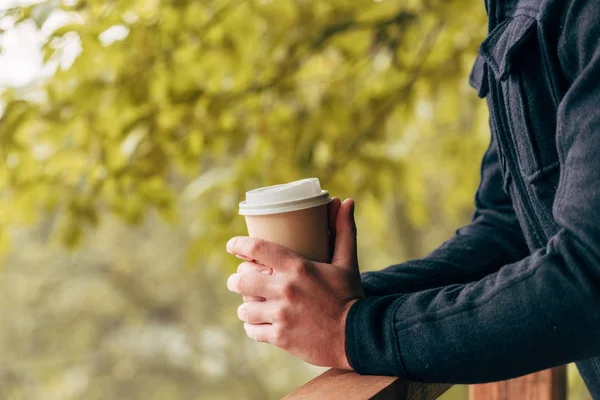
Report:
259,268,272,275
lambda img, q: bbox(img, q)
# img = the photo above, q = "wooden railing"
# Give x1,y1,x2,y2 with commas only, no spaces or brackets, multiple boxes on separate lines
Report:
283,369,451,400
470,367,566,400
284,367,566,400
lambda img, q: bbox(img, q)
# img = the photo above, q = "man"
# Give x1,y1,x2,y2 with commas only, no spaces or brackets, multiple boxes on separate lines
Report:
226,0,600,395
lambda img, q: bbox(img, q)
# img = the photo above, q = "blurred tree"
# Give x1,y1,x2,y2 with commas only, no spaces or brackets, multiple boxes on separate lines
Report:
0,0,488,265
0,211,324,399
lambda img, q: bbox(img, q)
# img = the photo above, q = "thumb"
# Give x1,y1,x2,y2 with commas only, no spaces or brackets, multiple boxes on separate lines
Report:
331,198,358,268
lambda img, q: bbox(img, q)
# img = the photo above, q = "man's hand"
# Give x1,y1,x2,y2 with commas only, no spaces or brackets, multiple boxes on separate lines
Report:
226,198,364,369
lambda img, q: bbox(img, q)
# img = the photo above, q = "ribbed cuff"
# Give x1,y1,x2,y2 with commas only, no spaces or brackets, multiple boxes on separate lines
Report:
344,295,411,377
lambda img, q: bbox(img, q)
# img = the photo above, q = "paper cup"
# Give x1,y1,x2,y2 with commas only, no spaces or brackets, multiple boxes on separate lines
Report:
239,178,331,262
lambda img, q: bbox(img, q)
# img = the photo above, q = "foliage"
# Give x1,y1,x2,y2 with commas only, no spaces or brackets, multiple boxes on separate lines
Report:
0,213,323,399
0,0,488,266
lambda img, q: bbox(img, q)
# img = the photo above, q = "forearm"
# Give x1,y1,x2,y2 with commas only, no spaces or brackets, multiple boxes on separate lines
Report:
361,213,528,296
347,229,600,382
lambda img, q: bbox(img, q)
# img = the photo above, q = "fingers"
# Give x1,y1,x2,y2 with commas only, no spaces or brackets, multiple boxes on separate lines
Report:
227,237,302,272
331,198,358,268
328,197,341,236
237,301,279,324
243,323,287,348
328,197,342,258
227,271,276,298
237,262,271,301
243,323,273,343
237,261,273,275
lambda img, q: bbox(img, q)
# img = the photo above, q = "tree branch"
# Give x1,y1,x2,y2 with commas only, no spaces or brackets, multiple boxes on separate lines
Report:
311,10,417,50
329,23,446,170
198,9,417,102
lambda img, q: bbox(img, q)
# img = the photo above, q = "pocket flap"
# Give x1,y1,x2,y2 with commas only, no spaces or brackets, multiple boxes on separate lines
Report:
479,15,537,81
469,54,489,98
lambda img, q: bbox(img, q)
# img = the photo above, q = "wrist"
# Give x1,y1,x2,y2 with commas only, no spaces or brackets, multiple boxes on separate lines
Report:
337,298,360,370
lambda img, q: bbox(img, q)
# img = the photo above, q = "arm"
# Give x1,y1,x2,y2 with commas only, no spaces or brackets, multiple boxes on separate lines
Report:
362,132,529,296
346,1,600,382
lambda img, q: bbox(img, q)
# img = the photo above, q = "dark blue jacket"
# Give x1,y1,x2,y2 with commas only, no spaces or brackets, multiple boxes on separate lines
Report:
345,0,600,395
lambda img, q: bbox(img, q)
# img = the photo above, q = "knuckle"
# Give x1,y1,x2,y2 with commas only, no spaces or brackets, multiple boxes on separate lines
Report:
237,275,249,292
289,259,308,277
274,307,288,324
249,240,265,256
281,282,296,300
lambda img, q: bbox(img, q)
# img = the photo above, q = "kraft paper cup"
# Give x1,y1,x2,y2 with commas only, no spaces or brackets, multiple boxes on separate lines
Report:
239,178,332,262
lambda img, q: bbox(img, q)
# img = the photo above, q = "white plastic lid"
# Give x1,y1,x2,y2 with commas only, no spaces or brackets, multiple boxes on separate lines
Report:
239,178,331,216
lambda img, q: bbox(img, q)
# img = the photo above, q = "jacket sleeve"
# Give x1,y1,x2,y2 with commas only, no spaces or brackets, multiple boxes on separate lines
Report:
361,131,529,297
345,1,600,382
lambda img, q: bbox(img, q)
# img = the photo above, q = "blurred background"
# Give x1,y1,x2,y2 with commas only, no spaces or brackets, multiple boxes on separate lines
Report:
0,0,591,399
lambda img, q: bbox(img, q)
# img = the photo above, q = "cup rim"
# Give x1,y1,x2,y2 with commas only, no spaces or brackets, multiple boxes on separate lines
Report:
239,190,331,216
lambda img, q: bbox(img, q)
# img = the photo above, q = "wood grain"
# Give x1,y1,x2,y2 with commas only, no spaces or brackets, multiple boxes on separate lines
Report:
469,367,567,400
283,369,451,400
